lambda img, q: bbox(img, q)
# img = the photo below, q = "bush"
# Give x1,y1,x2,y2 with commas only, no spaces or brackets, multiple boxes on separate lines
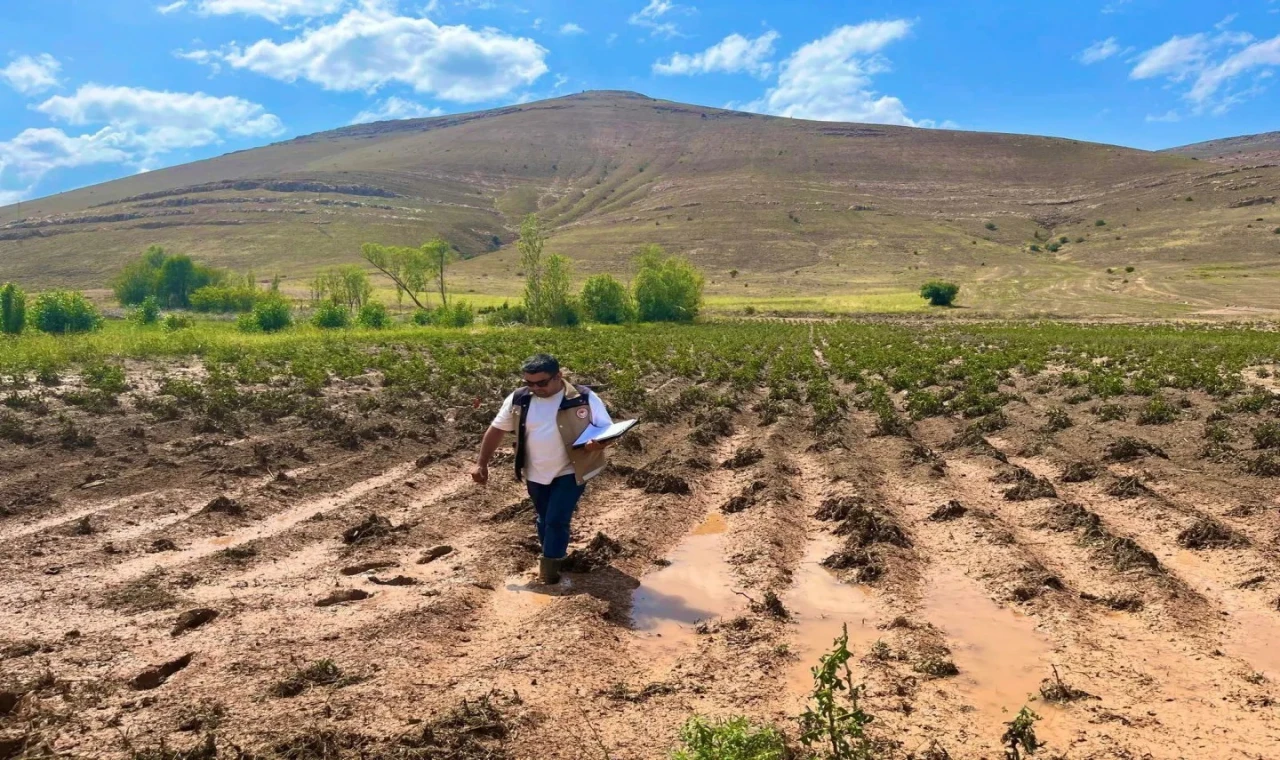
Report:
1095,219,1107,226
132,295,160,325
479,301,527,325
162,313,193,332
31,290,103,334
919,281,960,306
1273,227,1280,234
417,301,475,328
114,246,225,307
1058,236,1069,244
190,285,260,313
239,294,292,333
312,300,351,329
581,274,633,324
547,298,584,327
1075,237,1085,243
1,282,26,335
672,716,787,760
633,245,705,323
356,302,390,329
985,222,997,231
1125,266,1135,273
1046,242,1061,252
1029,244,1041,252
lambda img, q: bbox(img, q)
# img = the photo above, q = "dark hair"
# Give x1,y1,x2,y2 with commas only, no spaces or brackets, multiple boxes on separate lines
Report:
521,353,559,376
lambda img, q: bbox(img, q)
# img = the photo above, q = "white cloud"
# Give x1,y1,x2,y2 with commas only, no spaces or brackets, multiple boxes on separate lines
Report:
194,0,345,22
559,22,585,35
192,5,548,102
1078,37,1121,64
157,0,189,13
352,96,444,123
0,127,136,190
0,187,34,206
1145,109,1181,122
654,31,779,77
742,21,923,125
0,54,62,96
629,0,691,39
1128,26,1280,113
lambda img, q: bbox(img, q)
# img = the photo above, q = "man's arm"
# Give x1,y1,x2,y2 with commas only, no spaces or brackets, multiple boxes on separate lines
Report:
472,426,507,485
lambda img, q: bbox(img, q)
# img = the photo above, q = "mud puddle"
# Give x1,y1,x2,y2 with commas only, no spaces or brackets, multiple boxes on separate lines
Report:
630,510,743,666
782,533,880,698
1167,549,1280,679
924,566,1054,728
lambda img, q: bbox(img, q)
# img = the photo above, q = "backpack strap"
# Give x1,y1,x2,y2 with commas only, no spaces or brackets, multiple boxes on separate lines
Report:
512,388,533,482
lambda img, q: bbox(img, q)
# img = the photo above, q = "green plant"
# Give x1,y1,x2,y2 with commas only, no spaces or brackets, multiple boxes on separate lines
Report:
1046,242,1060,252
190,285,260,313
1001,707,1041,759
581,274,634,324
1058,236,1069,244
1125,266,1135,273
1075,237,1085,243
240,294,292,333
633,245,705,322
31,290,103,334
798,624,876,760
985,222,998,231
416,301,476,328
1028,244,1040,252
163,313,193,332
1043,407,1072,432
1254,422,1280,449
1273,227,1280,234
132,295,161,325
1137,396,1179,425
919,281,960,307
312,300,351,329
671,716,788,760
1,282,26,335
1095,219,1106,226
357,301,390,329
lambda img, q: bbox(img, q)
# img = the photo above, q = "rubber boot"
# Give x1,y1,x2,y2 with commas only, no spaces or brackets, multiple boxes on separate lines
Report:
539,556,563,585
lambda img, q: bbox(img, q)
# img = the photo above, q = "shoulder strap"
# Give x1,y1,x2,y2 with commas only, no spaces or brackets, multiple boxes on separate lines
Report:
513,387,533,406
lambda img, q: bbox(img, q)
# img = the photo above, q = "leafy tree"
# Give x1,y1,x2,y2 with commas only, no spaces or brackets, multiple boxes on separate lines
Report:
312,266,373,312
362,243,430,309
632,245,704,323
1,282,26,335
190,285,260,313
113,246,224,307
113,246,165,305
32,290,103,334
420,238,457,306
920,281,960,306
542,253,575,326
357,301,390,329
518,214,548,324
581,274,633,324
312,300,351,329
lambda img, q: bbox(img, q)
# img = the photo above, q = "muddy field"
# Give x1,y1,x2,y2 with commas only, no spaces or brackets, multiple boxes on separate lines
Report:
3,346,1280,759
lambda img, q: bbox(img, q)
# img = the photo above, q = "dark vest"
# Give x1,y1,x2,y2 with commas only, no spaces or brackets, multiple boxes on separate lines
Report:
512,384,606,485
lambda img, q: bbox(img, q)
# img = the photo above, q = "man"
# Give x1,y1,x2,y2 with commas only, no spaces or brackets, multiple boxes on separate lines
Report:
472,354,614,585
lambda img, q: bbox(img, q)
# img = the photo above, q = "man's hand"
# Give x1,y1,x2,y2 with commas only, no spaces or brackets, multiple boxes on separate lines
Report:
471,463,489,485
583,439,615,453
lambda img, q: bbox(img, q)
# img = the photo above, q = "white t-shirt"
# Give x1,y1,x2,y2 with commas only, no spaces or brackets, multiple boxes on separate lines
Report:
491,387,613,485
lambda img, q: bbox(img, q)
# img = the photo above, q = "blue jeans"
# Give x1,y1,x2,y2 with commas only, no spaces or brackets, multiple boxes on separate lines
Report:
527,474,586,560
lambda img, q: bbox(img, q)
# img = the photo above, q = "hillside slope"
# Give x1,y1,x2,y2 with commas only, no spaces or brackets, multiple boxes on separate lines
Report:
2,91,1279,317
1163,131,1280,165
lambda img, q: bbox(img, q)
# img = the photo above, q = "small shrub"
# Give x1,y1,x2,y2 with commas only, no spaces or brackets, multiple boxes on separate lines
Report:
919,281,960,306
1043,407,1072,432
1058,236,1069,244
581,274,634,324
1002,707,1042,759
1029,244,1041,252
798,625,877,759
163,313,193,332
1125,266,1135,273
1254,422,1280,449
1075,236,1085,243
1,282,26,335
985,222,998,231
190,285,260,313
1095,402,1127,421
1273,227,1280,235
1046,242,1061,252
1137,396,1179,425
672,716,788,760
131,295,161,325
31,290,103,334
357,301,390,329
312,300,350,329
240,294,292,333
479,301,526,325
420,301,476,328
1095,219,1106,226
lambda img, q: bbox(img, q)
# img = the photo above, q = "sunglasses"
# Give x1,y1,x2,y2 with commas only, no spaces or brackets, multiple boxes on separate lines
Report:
523,376,556,389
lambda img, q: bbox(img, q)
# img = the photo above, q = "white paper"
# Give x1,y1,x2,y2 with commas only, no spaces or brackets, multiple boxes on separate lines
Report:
573,419,638,448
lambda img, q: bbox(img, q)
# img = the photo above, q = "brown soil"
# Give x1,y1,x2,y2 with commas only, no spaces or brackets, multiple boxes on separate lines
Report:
2,373,1280,759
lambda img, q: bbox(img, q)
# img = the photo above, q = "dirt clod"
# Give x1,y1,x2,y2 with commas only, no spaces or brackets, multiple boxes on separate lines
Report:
928,500,967,521
1106,475,1152,499
148,538,179,553
417,545,454,564
342,513,395,544
340,559,397,575
200,496,244,516
370,575,418,586
130,653,193,690
489,499,533,522
1104,437,1168,462
1177,518,1247,549
315,589,371,607
171,608,219,636
625,469,690,495
721,446,764,470
1039,667,1096,703
562,532,624,573
1059,461,1099,483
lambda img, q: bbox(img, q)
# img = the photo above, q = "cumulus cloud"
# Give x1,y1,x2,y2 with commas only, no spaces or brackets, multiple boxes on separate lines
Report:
742,21,924,125
1129,25,1280,113
194,0,345,22
0,54,62,96
629,0,691,39
189,5,549,102
0,85,284,200
559,22,586,35
352,96,444,123
1078,37,1122,64
654,31,779,77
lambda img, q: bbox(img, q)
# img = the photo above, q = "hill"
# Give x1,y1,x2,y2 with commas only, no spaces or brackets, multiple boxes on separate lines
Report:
2,90,1279,317
1162,131,1280,165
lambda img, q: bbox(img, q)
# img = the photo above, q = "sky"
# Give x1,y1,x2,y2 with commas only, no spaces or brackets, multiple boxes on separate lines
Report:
1,0,1278,206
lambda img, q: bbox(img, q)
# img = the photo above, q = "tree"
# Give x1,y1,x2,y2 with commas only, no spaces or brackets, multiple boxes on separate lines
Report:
542,253,575,326
420,238,457,306
581,274,632,324
113,245,166,305
919,281,960,306
239,293,292,333
362,243,429,310
312,300,350,329
113,246,224,307
632,244,704,323
132,295,160,325
518,214,547,324
1,282,26,335
357,301,390,329
313,266,373,312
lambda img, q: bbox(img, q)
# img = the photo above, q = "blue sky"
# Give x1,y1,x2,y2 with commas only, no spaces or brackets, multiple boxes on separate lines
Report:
2,0,1278,206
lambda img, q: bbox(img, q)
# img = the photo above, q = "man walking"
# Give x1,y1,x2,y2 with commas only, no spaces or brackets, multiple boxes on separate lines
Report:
472,354,614,585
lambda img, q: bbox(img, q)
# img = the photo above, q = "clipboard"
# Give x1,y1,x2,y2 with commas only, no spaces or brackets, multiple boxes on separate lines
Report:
571,419,638,449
